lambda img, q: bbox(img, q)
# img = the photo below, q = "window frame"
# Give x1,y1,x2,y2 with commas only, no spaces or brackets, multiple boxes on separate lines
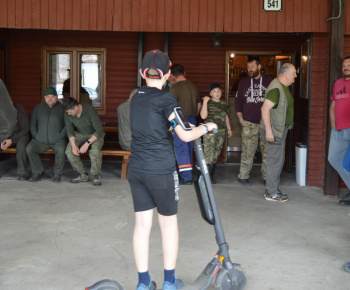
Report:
42,46,107,114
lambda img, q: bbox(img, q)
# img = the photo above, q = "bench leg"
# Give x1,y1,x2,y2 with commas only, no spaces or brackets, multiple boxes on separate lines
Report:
121,156,129,180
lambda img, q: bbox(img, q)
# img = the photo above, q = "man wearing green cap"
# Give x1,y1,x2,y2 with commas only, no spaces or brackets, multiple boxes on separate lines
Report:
26,87,67,182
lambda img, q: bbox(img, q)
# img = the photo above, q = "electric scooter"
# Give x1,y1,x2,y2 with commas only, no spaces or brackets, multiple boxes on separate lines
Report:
86,110,247,290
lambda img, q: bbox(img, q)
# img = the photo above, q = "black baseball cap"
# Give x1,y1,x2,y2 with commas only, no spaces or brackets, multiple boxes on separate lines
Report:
209,83,221,92
141,50,172,79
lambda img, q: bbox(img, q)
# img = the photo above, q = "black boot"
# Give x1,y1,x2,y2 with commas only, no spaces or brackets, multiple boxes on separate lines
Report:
210,163,217,184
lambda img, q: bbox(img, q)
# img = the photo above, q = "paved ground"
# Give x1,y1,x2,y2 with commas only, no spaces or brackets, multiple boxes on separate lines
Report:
0,159,349,290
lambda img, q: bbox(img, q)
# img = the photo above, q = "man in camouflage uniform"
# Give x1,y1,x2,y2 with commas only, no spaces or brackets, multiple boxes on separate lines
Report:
63,97,105,186
235,56,273,186
200,83,232,183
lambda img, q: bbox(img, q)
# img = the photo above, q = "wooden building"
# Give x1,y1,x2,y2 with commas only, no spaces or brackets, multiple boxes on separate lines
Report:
0,0,349,194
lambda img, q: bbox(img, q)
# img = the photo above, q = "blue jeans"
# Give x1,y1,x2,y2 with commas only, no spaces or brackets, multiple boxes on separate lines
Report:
328,127,350,189
172,116,197,180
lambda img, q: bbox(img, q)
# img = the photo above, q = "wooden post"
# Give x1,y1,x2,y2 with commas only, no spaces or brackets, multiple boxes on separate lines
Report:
324,0,345,196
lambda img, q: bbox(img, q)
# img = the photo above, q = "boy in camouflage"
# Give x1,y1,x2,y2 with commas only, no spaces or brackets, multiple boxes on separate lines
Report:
200,83,232,183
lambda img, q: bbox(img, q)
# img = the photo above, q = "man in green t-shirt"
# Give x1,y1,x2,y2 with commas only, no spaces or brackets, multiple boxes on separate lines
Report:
260,63,297,202
63,97,105,186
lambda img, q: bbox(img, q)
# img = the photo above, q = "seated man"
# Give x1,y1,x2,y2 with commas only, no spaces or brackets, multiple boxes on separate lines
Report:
26,87,67,182
117,86,140,151
1,103,30,180
0,79,17,143
63,97,105,186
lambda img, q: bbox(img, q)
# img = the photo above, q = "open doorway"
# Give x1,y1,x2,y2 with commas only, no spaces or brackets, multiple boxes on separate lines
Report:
224,51,295,170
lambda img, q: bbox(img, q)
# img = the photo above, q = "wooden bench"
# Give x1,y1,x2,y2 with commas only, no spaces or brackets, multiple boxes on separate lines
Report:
0,147,131,180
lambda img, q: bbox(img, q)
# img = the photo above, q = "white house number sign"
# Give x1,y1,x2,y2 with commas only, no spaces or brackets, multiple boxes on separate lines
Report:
263,0,283,12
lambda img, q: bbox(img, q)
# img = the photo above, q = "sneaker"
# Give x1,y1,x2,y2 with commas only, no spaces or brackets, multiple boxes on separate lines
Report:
179,177,192,185
53,174,61,183
137,280,157,290
162,277,184,290
18,174,27,181
339,200,350,206
277,189,288,199
70,172,89,183
93,175,102,186
264,191,288,202
341,192,350,201
236,178,251,186
28,171,44,182
264,189,288,199
344,262,350,273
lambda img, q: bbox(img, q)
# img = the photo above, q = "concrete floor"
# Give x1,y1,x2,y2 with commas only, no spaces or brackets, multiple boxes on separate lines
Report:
0,159,349,290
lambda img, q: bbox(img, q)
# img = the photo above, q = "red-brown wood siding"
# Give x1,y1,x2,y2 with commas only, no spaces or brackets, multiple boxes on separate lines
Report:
0,0,334,33
5,30,139,124
307,33,329,188
0,29,336,187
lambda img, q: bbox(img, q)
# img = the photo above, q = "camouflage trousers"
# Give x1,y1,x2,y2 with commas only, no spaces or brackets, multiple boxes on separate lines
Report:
203,134,225,164
238,121,266,180
65,132,104,175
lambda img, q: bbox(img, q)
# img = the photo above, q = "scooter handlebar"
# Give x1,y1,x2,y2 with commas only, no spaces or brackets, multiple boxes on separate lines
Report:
208,128,218,134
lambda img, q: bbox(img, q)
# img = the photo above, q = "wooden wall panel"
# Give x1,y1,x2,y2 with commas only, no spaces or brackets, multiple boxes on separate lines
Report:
223,0,232,32
148,0,157,31
6,30,139,124
215,0,224,32
113,0,122,31
40,0,49,30
23,0,32,28
7,0,16,28
307,33,329,188
89,0,97,30
72,0,81,30
346,0,350,35
181,0,190,32
15,0,23,28
57,0,65,30
164,0,174,31
207,0,216,32
198,0,207,32
64,0,73,30
190,0,199,32
232,0,242,32
0,0,338,33
122,0,132,31
156,0,165,32
48,0,57,30
105,0,114,31
81,0,90,30
344,36,350,56
31,0,40,28
241,0,251,32
0,0,8,28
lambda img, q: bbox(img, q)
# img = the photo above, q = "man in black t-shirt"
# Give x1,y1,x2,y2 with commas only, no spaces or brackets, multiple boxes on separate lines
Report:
128,50,217,290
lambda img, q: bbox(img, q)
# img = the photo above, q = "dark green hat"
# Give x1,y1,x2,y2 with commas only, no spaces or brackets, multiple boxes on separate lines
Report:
44,87,57,96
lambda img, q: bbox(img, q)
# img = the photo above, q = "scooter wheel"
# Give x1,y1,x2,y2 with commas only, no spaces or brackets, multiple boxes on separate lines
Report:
85,279,125,290
214,267,247,290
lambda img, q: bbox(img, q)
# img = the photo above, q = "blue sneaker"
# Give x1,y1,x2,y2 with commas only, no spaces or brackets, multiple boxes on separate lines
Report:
344,262,350,273
162,277,184,290
136,280,157,290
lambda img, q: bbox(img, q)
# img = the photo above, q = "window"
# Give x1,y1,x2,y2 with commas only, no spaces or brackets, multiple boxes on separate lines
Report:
42,47,106,114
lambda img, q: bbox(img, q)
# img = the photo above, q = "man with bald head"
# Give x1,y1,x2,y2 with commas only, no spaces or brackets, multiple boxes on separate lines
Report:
260,63,297,202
